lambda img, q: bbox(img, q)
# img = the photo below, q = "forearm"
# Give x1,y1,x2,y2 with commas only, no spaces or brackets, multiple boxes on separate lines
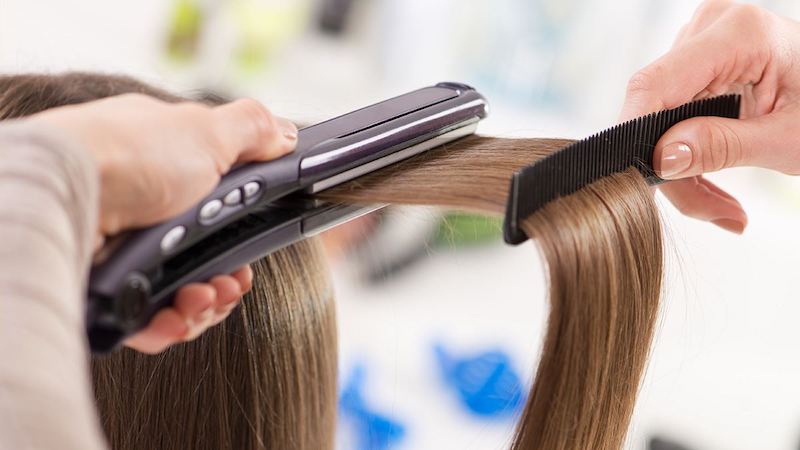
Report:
0,122,106,449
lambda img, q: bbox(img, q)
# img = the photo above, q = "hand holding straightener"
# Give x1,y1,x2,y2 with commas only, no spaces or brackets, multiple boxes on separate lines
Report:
32,94,298,353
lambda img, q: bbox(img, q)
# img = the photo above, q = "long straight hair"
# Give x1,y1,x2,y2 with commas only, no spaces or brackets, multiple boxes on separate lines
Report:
322,136,663,450
0,73,663,450
91,242,338,450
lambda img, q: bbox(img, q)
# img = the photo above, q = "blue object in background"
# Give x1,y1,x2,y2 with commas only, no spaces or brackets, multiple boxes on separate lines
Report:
434,342,526,418
339,364,407,450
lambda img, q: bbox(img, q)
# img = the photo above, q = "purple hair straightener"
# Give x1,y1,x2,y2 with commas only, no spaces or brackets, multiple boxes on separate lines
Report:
87,82,488,352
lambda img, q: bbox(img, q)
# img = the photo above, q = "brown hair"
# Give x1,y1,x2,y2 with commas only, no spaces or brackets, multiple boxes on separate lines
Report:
322,137,663,450
0,72,663,450
91,243,337,450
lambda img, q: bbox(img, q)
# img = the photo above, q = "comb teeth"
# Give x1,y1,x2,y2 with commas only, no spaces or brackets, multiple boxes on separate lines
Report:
502,94,741,245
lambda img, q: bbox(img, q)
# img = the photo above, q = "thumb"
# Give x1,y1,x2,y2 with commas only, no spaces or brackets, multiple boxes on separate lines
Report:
211,98,298,166
653,113,798,179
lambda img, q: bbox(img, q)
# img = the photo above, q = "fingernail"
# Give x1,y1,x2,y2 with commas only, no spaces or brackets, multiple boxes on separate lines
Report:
277,117,297,142
659,143,693,178
711,218,746,235
197,304,215,323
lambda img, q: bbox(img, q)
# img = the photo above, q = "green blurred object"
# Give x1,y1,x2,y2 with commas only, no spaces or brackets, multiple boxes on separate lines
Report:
758,170,800,210
435,213,502,247
165,0,204,63
233,1,308,73
161,0,309,79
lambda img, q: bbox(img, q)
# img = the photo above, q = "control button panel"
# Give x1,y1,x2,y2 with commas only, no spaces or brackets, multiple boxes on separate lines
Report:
197,180,263,226
223,188,242,205
160,225,186,253
243,181,261,199
200,199,223,220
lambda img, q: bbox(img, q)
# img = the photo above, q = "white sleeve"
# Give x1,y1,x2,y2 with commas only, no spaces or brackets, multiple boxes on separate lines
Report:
0,122,107,450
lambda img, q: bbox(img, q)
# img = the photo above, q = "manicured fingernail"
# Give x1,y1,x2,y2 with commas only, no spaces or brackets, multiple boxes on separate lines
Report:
711,218,745,234
659,142,693,178
277,117,297,141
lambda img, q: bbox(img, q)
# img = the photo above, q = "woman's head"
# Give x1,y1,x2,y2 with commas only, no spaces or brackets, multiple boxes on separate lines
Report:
0,72,664,449
0,73,183,119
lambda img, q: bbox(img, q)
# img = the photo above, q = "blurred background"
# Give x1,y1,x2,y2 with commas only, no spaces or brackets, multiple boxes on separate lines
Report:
3,0,800,448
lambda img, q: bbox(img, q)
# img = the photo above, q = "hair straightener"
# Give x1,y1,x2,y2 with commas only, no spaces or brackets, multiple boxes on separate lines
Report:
87,82,488,352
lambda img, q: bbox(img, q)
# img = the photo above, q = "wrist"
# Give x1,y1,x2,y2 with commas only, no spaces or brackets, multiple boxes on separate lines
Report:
29,113,127,235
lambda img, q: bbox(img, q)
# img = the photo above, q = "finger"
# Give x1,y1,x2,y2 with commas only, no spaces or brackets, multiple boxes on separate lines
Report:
209,275,242,307
173,283,216,319
696,174,741,205
672,23,691,47
231,265,253,293
123,308,189,354
676,0,735,43
620,35,730,121
653,113,799,179
213,98,298,165
209,299,241,327
178,276,242,341
619,8,771,121
659,176,747,233
202,268,249,326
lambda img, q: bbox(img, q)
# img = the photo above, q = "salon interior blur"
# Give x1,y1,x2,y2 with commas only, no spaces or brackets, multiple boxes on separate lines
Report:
5,0,800,448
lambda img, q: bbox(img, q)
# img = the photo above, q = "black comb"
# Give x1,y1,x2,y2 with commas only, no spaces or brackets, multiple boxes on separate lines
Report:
502,94,742,245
